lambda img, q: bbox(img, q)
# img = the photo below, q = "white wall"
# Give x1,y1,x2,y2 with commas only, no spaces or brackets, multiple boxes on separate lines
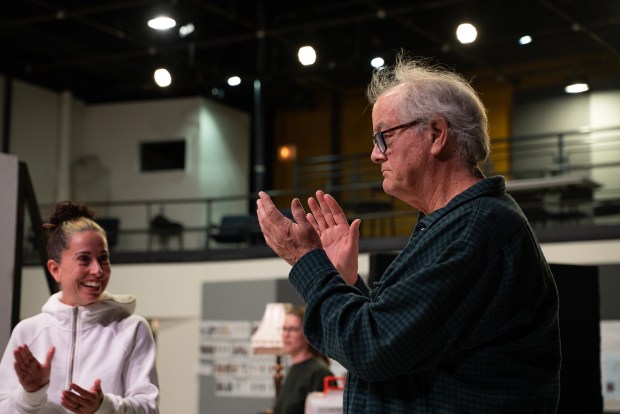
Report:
7,79,251,250
512,91,591,136
511,90,592,178
511,88,620,201
590,91,620,199
78,97,250,249
10,81,64,204
80,97,250,202
590,90,620,130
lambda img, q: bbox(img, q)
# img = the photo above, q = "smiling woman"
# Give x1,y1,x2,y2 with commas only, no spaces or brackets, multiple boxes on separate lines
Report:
0,201,160,413
46,202,111,307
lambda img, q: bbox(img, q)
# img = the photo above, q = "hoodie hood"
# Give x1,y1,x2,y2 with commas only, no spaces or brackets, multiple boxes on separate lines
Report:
42,291,137,330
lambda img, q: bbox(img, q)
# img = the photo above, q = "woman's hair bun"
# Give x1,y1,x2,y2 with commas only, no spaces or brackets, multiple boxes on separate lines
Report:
49,200,95,226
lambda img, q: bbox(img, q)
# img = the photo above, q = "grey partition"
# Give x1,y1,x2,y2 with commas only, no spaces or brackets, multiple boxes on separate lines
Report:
600,264,620,414
0,153,19,353
200,279,303,414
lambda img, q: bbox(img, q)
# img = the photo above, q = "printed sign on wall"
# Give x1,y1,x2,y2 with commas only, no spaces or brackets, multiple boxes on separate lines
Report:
199,320,283,398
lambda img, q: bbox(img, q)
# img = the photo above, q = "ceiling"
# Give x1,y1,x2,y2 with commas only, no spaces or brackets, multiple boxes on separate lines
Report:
1,0,620,112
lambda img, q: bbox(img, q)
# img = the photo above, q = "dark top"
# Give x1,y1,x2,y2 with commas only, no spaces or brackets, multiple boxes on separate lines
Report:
273,357,333,414
289,176,561,413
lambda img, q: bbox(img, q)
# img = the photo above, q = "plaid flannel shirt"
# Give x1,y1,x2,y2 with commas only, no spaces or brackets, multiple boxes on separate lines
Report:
289,176,561,413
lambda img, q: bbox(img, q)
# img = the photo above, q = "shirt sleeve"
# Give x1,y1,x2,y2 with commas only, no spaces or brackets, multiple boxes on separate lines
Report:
353,276,370,297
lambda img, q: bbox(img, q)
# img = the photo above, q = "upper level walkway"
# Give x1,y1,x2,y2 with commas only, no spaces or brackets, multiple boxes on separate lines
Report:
22,125,620,265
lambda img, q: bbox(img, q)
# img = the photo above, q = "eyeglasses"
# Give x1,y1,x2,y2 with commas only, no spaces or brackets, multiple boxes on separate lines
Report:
372,118,424,153
282,326,301,334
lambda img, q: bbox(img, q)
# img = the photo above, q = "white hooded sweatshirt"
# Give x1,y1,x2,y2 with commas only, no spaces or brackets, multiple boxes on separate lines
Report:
0,292,159,413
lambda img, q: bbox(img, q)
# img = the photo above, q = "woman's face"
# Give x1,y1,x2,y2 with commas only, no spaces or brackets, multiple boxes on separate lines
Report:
48,230,111,307
282,314,309,357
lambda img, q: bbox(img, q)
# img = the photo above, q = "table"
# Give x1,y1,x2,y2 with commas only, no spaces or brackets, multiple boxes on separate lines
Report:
506,175,601,225
506,175,601,193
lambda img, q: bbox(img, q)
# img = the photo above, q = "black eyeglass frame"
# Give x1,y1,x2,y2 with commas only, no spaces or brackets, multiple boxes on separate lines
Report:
372,118,424,153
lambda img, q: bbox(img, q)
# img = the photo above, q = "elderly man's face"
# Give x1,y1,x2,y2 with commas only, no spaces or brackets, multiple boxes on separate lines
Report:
371,90,429,206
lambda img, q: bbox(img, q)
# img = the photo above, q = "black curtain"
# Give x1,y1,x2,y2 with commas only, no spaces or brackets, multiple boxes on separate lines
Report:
551,263,603,414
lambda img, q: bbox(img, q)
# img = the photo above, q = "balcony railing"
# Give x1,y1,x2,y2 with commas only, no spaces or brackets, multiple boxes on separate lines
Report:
22,125,620,264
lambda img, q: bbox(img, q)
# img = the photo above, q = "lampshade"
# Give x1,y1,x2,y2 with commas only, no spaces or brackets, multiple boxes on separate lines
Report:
251,303,292,355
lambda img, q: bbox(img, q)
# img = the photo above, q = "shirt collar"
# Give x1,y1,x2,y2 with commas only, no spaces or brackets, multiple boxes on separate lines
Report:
416,175,506,228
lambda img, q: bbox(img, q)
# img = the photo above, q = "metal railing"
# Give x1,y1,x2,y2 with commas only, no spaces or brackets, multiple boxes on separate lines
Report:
22,125,620,261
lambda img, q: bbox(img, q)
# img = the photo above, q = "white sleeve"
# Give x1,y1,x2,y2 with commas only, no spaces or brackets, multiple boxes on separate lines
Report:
93,318,159,414
0,326,49,413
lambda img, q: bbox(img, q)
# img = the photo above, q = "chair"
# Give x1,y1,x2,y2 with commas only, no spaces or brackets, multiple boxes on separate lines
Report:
148,214,184,250
593,201,620,222
511,190,551,227
594,203,620,217
209,215,255,246
552,186,594,224
95,217,120,250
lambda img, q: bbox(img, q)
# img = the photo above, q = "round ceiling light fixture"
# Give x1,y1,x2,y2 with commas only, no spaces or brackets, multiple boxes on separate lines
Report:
154,68,172,87
456,22,477,44
148,16,176,30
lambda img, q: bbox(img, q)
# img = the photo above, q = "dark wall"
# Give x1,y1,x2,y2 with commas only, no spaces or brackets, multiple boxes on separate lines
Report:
551,263,602,414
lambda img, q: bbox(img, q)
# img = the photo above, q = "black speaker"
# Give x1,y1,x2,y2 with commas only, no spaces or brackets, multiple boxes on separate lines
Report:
551,263,603,414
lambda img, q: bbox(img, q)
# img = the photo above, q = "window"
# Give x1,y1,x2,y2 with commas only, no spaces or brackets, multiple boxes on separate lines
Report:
140,140,186,172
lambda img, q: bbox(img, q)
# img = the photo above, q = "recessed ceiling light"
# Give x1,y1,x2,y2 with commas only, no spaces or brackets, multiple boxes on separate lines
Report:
371,57,384,68
179,23,195,37
564,82,589,94
148,16,176,30
456,23,477,44
154,68,172,87
227,76,241,86
298,46,316,66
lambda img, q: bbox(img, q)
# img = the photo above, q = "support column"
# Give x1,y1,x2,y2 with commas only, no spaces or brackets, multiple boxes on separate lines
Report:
56,90,72,200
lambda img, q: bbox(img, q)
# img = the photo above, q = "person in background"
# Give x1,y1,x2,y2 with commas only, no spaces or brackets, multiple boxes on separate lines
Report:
0,201,159,413
256,52,561,413
272,306,333,414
